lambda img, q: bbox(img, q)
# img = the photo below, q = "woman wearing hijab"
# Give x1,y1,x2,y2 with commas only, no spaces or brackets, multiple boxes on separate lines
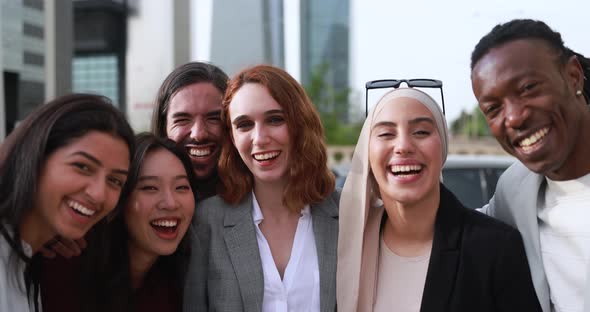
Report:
337,87,541,311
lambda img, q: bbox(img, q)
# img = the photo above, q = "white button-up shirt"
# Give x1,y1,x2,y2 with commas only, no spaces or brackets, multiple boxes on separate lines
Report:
252,193,321,312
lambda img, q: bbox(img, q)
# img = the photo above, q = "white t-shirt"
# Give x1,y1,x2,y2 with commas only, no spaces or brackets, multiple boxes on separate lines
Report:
538,173,590,312
0,231,36,312
251,193,320,312
373,235,431,312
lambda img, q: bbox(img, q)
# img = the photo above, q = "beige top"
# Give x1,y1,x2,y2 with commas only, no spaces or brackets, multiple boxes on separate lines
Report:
374,236,431,312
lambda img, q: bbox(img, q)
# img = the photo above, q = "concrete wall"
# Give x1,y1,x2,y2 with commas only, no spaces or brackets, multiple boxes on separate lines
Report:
209,0,267,76
125,0,174,132
45,0,73,101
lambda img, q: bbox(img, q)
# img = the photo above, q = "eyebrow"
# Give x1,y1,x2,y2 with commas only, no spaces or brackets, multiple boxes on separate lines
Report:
71,151,129,175
232,109,284,125
206,110,221,118
372,117,435,129
138,175,189,182
170,112,192,119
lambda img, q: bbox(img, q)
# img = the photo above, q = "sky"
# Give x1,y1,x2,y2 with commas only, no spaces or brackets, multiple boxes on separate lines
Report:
350,0,590,123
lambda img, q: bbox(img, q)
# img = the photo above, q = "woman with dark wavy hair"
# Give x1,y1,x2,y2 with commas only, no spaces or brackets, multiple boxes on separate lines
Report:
0,94,134,312
184,65,338,312
41,133,198,312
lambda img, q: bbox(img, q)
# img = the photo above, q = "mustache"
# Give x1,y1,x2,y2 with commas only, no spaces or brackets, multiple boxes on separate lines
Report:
180,139,217,146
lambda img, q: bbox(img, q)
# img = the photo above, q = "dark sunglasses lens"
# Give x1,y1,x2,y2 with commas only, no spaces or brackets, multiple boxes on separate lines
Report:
367,80,400,89
409,79,441,88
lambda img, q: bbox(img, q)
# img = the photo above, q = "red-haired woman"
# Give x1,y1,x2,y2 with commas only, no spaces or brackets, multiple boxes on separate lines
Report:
184,65,338,312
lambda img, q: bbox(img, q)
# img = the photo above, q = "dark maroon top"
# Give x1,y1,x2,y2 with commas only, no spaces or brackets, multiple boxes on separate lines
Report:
41,255,181,312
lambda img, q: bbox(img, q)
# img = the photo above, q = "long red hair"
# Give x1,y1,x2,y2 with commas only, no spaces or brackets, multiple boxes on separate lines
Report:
218,65,335,211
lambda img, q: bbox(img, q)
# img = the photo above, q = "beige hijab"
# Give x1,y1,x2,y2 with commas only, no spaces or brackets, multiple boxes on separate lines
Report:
336,88,449,312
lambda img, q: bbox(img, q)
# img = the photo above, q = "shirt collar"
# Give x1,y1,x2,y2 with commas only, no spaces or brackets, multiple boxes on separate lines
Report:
251,191,311,225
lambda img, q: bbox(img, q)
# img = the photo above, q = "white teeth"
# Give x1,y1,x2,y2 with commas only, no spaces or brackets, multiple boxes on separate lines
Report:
67,200,95,217
253,151,280,161
189,148,211,157
151,220,178,227
391,165,422,173
519,128,549,148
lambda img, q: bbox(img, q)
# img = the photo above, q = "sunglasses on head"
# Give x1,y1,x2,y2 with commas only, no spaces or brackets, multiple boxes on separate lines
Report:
365,79,445,117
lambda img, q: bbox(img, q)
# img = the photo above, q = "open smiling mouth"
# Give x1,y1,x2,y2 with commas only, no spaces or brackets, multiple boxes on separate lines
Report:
150,219,179,235
389,164,424,177
516,127,549,152
67,199,95,217
188,146,213,157
253,151,281,162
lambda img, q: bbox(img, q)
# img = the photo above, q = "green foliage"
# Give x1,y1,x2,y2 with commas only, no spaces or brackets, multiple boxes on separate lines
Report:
450,106,491,137
304,63,362,145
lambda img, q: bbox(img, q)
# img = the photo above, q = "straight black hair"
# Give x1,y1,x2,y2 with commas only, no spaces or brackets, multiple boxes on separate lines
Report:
77,133,198,312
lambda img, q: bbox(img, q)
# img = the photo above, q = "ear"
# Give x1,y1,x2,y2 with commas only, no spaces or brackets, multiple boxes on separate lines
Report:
565,55,585,91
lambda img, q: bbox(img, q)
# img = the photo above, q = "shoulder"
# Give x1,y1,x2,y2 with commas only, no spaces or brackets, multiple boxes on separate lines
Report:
195,195,231,223
442,186,521,247
495,161,536,193
329,188,341,206
461,207,521,239
312,189,341,218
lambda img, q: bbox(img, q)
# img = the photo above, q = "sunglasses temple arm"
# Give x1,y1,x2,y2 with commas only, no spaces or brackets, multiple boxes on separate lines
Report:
439,88,446,115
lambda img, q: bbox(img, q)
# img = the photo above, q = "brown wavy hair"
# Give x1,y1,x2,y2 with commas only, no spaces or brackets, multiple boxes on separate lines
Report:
219,65,335,211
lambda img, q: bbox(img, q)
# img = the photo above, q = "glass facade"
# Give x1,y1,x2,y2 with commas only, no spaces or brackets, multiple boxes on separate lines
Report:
72,54,119,105
301,0,349,118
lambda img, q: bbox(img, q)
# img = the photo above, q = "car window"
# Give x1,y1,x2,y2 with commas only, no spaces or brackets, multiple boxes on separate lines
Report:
484,168,506,200
442,168,486,209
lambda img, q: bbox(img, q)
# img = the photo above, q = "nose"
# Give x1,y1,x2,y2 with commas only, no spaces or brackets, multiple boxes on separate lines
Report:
85,179,107,206
190,119,209,142
253,124,270,146
394,132,415,155
157,189,178,210
503,98,530,129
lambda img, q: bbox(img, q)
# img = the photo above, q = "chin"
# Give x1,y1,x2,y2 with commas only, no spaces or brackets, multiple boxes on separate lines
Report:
155,245,180,256
56,226,87,241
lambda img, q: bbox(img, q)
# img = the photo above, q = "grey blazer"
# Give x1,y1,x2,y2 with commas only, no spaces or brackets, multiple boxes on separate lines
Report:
481,161,590,312
184,190,340,312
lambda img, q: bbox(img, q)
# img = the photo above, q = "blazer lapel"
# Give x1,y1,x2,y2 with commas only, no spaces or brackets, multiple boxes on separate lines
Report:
312,193,339,312
513,172,551,312
223,193,264,312
420,186,462,312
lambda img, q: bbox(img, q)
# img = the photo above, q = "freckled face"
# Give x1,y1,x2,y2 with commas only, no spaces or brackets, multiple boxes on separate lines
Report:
228,83,291,185
369,98,442,205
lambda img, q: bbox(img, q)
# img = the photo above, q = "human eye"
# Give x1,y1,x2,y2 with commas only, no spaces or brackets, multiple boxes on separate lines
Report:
71,162,92,174
235,120,254,130
267,115,285,125
481,102,501,118
376,130,395,138
108,176,126,189
414,129,431,137
138,185,158,192
172,117,189,125
176,184,192,192
522,81,538,92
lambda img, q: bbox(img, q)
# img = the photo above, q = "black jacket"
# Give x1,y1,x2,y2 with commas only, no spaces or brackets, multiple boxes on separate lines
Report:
418,184,542,312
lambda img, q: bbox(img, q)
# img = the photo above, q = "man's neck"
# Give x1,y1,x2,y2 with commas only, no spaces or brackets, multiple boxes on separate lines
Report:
196,174,219,200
